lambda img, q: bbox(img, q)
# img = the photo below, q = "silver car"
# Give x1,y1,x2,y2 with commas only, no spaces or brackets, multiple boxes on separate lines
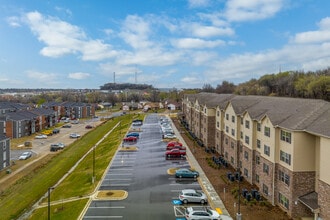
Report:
179,189,208,204
185,206,220,220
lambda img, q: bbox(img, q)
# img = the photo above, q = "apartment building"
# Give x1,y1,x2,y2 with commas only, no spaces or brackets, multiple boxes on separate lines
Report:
181,93,330,219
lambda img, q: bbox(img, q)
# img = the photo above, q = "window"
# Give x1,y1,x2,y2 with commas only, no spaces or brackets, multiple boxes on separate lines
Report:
225,152,228,159
241,117,243,125
231,142,234,149
244,151,249,160
279,170,290,186
279,193,289,209
264,126,270,137
263,163,269,174
281,130,292,144
217,121,220,128
217,111,220,116
244,168,248,177
216,132,219,138
263,184,269,195
256,155,260,164
231,156,234,164
257,123,261,131
226,126,229,133
232,115,235,123
204,109,206,113
240,143,243,152
280,150,291,165
245,120,250,129
264,145,270,156
231,128,235,136
225,138,228,144
256,174,259,183
226,114,229,120
240,131,243,139
257,139,261,149
245,135,250,145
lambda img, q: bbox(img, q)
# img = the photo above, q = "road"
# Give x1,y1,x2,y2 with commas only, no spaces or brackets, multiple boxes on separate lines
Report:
82,114,207,220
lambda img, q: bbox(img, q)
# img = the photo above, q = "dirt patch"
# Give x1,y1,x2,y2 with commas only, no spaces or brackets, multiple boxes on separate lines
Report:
96,190,128,200
118,146,138,152
172,118,292,220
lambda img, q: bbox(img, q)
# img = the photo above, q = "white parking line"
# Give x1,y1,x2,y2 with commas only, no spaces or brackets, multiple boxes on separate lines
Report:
107,173,133,176
104,178,132,181
102,183,131,186
84,216,123,218
89,206,125,209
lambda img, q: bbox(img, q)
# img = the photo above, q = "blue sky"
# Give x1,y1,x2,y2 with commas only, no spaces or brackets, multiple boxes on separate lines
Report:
1,0,330,89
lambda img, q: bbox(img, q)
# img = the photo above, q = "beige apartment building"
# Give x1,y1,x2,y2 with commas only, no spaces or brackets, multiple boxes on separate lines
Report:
181,93,330,219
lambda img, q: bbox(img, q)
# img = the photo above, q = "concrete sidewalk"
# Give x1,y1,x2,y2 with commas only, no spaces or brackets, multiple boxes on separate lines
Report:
171,117,232,217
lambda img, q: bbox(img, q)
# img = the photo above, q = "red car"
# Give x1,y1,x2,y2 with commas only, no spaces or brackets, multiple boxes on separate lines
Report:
123,136,137,142
85,125,93,129
165,149,186,158
166,145,186,151
167,141,183,147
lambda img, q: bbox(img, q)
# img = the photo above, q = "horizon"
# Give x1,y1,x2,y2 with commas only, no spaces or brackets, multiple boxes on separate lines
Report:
1,0,330,89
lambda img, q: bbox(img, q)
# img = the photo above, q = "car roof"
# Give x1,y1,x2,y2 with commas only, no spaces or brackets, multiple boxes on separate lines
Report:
181,189,197,193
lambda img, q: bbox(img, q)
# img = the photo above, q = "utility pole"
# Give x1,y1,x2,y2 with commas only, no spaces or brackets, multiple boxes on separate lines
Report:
48,187,55,220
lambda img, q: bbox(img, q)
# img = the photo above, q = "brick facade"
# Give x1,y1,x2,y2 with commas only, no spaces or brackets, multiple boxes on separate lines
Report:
318,179,330,220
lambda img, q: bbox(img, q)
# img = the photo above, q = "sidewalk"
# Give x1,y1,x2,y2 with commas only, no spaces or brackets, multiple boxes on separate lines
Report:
171,117,231,217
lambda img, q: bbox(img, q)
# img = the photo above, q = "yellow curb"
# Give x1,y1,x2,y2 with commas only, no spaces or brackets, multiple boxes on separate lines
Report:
167,167,179,175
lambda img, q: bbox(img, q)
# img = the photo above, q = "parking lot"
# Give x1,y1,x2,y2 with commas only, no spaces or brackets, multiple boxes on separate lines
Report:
82,114,212,219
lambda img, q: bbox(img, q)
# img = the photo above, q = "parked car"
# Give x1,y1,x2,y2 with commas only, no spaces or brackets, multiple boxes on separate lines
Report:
70,133,81,138
163,133,177,139
85,125,93,129
166,145,186,151
165,149,186,158
52,128,60,134
62,124,72,128
19,151,32,160
185,206,221,220
132,119,143,126
71,119,79,124
35,134,47,139
175,168,199,178
123,136,137,142
179,189,207,204
50,142,66,151
42,130,53,136
126,132,140,138
167,141,183,147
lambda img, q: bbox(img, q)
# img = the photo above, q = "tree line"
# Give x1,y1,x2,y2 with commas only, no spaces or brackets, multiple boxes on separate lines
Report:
201,68,330,101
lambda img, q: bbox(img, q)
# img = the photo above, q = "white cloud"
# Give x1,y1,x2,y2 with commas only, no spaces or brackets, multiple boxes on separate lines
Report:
182,22,234,37
172,38,225,49
23,11,116,61
68,72,90,80
6,16,21,27
119,15,154,49
224,0,284,22
188,0,210,8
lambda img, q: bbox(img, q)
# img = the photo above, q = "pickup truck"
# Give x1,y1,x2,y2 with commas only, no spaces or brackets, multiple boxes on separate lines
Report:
165,149,186,158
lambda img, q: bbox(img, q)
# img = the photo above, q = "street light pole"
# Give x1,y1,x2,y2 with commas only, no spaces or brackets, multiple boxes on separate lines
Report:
48,187,55,220
92,145,95,183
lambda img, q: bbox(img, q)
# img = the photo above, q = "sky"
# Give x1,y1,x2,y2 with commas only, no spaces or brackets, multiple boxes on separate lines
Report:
1,0,330,89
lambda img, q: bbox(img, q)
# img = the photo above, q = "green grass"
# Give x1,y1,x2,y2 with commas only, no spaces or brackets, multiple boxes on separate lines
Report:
0,115,137,220
28,199,89,220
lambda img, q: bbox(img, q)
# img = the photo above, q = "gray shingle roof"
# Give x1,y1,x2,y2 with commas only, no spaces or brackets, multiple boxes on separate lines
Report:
184,93,330,138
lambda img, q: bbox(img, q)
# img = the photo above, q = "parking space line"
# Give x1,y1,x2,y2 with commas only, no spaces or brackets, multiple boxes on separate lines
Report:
107,173,133,176
169,183,199,186
104,178,132,181
102,183,131,186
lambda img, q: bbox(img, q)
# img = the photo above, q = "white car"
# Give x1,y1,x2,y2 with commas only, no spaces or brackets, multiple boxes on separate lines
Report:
35,134,47,139
70,133,81,138
19,151,32,160
185,207,221,220
163,133,177,139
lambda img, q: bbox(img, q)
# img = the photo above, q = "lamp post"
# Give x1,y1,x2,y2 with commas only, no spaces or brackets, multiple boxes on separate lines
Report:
48,187,55,220
92,145,95,183
236,167,242,220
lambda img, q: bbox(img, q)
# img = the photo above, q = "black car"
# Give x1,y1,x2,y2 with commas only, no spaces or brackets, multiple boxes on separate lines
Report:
52,129,60,134
62,124,72,128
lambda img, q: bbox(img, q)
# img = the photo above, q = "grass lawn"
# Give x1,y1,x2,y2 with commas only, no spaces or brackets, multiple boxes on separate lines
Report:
0,114,145,220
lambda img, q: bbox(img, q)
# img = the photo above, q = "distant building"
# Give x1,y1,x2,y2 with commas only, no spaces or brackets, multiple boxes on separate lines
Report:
0,134,10,171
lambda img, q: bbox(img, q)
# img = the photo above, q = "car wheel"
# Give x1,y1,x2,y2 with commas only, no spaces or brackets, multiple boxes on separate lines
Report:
183,199,188,204
200,199,205,204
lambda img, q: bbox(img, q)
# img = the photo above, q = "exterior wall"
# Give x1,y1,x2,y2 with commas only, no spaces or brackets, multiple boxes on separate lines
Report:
293,132,316,171
223,103,239,167
319,137,330,219
240,113,254,184
241,145,253,183
215,107,224,154
318,179,330,219
0,137,10,171
259,156,275,204
201,106,216,148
